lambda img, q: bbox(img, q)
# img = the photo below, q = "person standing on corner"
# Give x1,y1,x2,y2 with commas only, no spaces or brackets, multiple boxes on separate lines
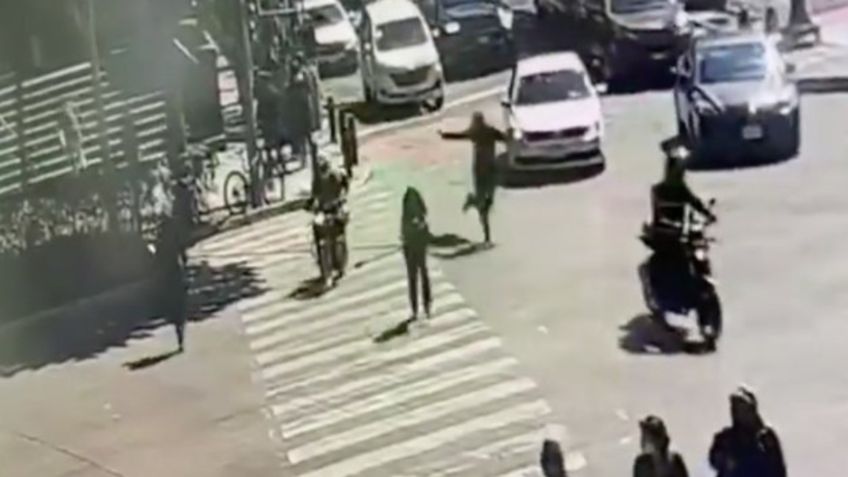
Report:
633,415,689,477
709,387,787,477
401,187,432,320
438,111,507,245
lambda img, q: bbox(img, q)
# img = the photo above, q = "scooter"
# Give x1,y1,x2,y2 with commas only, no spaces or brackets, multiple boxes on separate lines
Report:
312,203,349,287
638,199,722,349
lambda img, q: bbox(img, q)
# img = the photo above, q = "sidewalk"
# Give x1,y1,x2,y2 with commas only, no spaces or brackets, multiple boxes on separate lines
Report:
786,7,848,92
0,277,282,477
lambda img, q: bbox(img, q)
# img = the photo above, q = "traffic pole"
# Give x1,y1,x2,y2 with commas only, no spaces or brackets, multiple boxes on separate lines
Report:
236,0,263,208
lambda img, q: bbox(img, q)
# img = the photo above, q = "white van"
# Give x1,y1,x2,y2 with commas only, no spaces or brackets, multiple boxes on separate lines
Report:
358,0,445,110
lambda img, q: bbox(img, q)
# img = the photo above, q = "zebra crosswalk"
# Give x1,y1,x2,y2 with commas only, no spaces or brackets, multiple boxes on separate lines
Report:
192,176,560,477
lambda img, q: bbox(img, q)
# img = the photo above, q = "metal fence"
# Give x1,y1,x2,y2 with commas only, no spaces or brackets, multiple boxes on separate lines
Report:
0,62,170,198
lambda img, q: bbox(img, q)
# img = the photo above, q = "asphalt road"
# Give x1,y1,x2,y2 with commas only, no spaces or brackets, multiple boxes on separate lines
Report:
363,80,848,475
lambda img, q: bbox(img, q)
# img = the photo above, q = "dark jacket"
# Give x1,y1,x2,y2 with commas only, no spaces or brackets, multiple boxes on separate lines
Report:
633,452,689,477
651,181,711,227
709,425,787,477
401,188,429,252
441,123,506,178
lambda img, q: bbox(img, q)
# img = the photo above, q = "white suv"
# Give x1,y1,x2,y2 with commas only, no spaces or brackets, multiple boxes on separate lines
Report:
359,0,445,110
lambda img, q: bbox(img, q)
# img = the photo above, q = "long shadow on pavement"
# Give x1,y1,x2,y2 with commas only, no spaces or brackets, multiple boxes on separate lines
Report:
619,314,714,355
0,260,268,377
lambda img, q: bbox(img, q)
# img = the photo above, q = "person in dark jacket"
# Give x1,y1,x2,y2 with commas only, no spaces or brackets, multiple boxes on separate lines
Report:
709,387,787,477
540,439,568,477
154,216,189,352
401,187,432,319
439,112,507,244
633,415,689,477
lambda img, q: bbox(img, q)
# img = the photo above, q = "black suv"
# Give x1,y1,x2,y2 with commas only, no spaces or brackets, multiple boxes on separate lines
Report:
576,0,692,87
416,0,516,78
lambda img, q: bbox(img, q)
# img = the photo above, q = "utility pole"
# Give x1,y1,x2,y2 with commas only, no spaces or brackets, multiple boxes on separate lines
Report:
85,0,117,228
236,0,262,208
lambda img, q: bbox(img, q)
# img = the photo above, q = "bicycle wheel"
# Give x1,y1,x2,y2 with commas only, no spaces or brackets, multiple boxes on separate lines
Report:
223,170,250,216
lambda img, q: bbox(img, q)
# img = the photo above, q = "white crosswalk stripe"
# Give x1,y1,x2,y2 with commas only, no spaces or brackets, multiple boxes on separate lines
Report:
193,178,561,476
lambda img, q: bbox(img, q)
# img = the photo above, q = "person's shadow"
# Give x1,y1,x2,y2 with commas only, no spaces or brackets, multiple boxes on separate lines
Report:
618,314,713,355
123,350,181,371
428,232,492,260
373,317,416,343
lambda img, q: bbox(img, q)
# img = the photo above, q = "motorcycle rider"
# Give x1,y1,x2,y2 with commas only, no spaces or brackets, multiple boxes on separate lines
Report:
649,143,716,249
311,156,349,285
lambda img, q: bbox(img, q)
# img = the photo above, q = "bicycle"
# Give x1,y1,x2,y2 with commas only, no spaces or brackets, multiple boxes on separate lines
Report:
222,144,292,216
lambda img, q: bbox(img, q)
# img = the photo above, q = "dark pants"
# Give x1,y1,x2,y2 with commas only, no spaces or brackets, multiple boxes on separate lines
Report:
159,261,188,351
473,169,496,242
403,244,431,317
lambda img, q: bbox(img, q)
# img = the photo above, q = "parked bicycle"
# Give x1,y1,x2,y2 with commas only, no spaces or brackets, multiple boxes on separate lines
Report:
222,144,291,216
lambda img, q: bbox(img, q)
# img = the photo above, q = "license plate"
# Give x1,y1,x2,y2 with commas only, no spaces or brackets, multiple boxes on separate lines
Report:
742,124,763,140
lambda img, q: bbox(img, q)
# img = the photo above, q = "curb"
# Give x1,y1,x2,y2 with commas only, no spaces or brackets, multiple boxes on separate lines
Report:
798,75,848,93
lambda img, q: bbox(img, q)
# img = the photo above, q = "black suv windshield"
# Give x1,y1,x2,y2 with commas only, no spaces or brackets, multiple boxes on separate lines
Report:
699,42,767,84
307,5,346,28
376,18,428,51
611,0,673,14
516,70,590,105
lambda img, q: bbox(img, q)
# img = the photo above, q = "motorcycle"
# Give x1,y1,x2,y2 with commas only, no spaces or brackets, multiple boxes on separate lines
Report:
638,199,722,349
311,201,349,286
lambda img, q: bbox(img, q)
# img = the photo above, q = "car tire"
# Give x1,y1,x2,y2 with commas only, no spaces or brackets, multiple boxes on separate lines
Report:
423,93,444,112
779,108,801,158
362,81,374,104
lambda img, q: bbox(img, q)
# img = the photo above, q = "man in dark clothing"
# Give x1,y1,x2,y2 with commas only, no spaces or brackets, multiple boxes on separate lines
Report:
401,187,432,319
439,112,507,244
154,216,189,352
709,387,787,477
287,53,321,169
651,147,715,237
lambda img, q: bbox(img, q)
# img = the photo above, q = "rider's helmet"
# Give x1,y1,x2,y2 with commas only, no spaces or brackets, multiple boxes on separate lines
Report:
660,138,689,183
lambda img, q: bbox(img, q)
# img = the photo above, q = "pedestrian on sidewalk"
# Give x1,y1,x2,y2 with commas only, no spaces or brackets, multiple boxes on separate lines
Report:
709,387,787,477
154,215,189,352
540,439,568,477
438,111,507,245
401,187,432,320
286,53,321,175
633,415,689,477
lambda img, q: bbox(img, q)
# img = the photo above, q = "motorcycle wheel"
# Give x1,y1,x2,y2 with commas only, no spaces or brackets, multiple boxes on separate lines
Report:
696,287,722,349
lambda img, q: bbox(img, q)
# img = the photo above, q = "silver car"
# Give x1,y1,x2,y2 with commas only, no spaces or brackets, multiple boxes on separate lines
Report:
673,30,800,160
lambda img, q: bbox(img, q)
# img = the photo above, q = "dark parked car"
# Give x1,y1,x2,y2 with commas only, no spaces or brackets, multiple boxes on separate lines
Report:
575,0,693,86
415,0,516,78
673,31,800,160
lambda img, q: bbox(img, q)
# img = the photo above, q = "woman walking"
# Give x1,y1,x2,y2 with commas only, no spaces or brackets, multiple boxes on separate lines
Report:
401,187,432,320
